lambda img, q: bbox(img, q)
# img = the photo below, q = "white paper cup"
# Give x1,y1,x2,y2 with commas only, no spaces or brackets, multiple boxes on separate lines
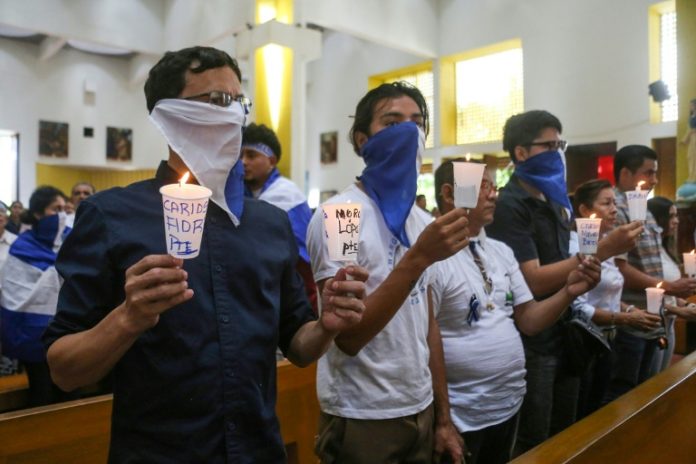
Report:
453,162,486,209
645,287,665,314
575,218,602,255
683,252,696,277
322,203,361,262
160,183,212,259
626,190,649,222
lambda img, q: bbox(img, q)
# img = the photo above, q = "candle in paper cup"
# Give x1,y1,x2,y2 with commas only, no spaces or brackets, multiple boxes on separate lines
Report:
645,281,665,314
684,249,696,277
159,172,212,259
322,202,361,263
575,213,602,255
453,161,486,209
626,180,648,221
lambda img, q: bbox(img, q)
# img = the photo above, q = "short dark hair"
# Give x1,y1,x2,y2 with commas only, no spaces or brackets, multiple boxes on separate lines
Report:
502,110,562,162
144,46,242,113
72,181,96,195
416,194,425,201
572,179,612,217
434,158,480,211
349,81,429,155
242,123,282,161
613,145,658,183
21,185,65,226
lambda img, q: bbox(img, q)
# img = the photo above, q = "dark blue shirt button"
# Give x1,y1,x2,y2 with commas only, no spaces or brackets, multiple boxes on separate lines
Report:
225,369,234,378
219,315,230,323
214,265,222,272
227,421,236,432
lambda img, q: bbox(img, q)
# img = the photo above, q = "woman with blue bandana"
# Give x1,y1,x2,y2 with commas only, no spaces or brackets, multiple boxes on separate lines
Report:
308,82,470,464
1,186,74,406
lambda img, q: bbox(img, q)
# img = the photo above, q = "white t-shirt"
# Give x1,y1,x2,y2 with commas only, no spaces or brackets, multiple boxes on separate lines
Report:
307,184,433,419
430,230,533,432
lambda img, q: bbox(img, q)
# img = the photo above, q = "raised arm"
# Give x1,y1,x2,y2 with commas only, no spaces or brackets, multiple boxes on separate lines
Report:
286,266,367,367
519,255,586,298
47,255,192,391
515,256,602,336
324,208,470,356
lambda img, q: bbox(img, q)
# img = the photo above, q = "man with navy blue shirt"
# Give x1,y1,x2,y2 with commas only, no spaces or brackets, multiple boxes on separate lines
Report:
43,46,367,464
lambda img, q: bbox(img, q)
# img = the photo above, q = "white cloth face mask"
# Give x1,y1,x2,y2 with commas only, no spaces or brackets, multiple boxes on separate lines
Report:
149,99,246,225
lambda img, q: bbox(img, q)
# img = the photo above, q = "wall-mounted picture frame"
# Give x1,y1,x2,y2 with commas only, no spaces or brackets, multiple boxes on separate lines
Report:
39,120,69,158
320,131,338,165
106,127,133,162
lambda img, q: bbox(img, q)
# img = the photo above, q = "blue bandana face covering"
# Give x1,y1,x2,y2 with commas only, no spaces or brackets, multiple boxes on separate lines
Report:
358,121,420,247
515,150,573,215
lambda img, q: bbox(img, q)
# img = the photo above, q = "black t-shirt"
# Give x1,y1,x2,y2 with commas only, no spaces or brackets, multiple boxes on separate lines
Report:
486,174,571,354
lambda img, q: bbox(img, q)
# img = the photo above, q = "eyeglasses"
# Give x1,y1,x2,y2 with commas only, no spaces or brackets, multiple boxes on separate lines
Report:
526,139,568,152
481,179,498,194
184,91,253,114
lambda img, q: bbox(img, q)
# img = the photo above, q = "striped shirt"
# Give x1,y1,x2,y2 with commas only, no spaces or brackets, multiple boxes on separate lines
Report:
613,188,663,307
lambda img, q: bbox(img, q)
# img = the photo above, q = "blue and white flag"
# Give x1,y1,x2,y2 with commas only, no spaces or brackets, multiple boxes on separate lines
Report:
1,216,66,363
249,169,313,263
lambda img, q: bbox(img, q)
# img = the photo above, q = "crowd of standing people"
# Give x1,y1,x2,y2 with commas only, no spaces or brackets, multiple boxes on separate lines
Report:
0,45,695,463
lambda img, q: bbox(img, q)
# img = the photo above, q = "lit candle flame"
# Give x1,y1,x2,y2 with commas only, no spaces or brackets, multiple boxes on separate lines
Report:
691,249,695,255
179,172,190,187
656,281,663,289
465,153,471,162
590,213,597,219
636,180,646,191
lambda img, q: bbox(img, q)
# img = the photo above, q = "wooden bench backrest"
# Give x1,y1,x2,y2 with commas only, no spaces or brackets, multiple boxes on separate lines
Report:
0,361,318,464
511,351,696,464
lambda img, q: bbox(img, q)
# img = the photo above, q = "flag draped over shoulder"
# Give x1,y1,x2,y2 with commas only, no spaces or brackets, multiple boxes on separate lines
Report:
249,169,313,263
1,231,62,363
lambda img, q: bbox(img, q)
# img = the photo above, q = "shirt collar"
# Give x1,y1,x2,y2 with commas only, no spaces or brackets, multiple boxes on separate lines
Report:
155,160,182,185
470,228,487,247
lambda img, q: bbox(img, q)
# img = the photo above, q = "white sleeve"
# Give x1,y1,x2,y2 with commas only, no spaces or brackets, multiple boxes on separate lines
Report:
502,245,534,306
306,206,341,284
572,293,596,319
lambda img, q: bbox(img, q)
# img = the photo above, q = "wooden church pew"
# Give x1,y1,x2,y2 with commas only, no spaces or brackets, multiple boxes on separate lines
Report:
511,350,696,463
0,361,319,464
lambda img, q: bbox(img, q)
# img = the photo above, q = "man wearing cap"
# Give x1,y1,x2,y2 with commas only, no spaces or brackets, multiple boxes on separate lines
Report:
242,123,317,311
